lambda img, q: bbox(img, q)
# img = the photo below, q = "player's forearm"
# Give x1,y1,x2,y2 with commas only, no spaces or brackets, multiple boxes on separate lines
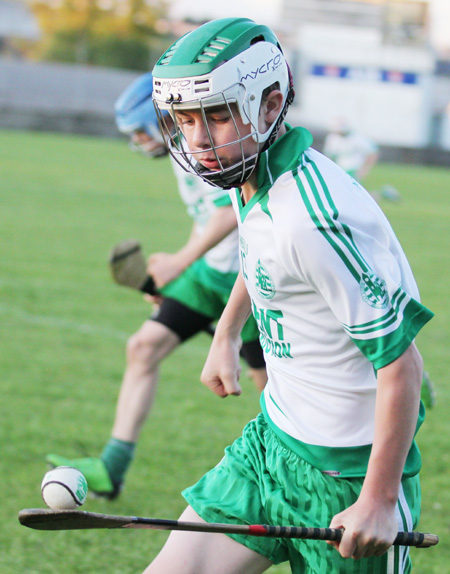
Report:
358,153,378,181
328,343,423,558
200,274,251,397
215,273,252,341
175,207,237,269
361,343,423,505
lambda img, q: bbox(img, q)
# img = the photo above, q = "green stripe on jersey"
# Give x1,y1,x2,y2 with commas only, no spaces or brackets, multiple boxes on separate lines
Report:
350,297,433,369
342,288,405,334
293,159,369,283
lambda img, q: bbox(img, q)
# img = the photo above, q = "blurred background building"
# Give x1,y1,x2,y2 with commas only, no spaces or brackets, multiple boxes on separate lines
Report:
0,0,40,55
280,0,450,156
0,0,449,161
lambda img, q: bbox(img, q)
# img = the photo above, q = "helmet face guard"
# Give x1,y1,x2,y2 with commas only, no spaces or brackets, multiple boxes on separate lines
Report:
154,84,260,189
152,19,295,188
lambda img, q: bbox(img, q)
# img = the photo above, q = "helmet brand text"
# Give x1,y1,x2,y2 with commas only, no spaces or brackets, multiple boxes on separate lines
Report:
240,54,282,83
161,79,192,91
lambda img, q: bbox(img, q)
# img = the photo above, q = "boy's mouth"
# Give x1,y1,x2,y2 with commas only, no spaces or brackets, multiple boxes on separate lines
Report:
197,156,222,170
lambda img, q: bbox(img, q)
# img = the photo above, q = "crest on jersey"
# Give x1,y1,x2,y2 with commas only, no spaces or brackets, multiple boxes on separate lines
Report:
360,271,389,309
255,259,275,299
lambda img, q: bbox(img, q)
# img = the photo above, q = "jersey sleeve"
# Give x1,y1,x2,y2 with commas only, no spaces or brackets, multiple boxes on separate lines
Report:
283,171,433,370
211,188,232,208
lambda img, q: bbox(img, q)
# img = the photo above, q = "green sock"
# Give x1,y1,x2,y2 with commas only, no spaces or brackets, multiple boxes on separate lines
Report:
101,438,136,485
420,372,436,409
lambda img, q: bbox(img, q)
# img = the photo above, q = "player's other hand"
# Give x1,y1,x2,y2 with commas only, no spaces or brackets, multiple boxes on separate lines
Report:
147,252,185,288
201,334,242,398
327,498,397,559
143,294,163,306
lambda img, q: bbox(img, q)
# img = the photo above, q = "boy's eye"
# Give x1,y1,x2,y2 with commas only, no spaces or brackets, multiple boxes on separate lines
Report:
175,112,230,128
176,116,194,127
209,115,230,124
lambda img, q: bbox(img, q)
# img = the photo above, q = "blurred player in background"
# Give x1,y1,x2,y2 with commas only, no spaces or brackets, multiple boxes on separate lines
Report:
46,72,266,499
323,117,401,202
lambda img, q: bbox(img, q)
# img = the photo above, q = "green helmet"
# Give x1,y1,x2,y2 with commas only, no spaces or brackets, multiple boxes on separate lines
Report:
152,18,294,188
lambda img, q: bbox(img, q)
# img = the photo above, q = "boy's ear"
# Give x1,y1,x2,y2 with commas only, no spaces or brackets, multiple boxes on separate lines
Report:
260,90,284,126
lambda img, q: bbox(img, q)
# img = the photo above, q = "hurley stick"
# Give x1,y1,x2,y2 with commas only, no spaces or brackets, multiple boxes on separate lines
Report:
18,509,439,548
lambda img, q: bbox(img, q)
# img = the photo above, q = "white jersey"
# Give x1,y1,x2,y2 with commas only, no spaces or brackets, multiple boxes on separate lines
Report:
323,130,377,176
231,126,433,476
171,158,239,274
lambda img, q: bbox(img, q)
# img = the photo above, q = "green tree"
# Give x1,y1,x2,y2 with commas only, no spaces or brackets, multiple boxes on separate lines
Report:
28,0,169,70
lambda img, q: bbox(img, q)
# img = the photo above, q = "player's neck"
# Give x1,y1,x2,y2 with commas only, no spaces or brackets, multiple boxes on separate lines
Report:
239,124,287,204
239,175,258,205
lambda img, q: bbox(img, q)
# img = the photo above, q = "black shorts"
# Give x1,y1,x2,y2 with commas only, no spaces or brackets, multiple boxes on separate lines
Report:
152,298,265,369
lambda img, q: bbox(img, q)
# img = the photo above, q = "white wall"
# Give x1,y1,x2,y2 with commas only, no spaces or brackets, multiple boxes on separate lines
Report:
289,24,436,148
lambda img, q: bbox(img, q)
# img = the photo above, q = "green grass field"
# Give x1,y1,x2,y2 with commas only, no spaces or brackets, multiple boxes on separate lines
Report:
1,129,448,573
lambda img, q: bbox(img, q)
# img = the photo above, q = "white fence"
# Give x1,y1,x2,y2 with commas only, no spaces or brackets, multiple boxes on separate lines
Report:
0,59,139,137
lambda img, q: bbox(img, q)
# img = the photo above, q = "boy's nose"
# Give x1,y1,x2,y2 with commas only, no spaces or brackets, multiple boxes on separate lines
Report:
191,121,211,149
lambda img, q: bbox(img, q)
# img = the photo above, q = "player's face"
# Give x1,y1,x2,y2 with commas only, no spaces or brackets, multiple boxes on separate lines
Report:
173,104,257,172
131,130,166,157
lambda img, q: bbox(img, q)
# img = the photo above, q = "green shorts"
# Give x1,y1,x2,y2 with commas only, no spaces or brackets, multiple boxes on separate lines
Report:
160,258,259,343
183,413,421,574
